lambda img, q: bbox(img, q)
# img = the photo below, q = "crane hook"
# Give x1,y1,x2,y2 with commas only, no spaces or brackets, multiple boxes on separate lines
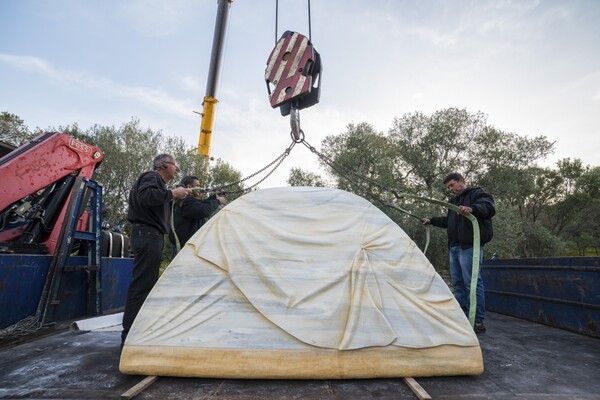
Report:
265,31,322,116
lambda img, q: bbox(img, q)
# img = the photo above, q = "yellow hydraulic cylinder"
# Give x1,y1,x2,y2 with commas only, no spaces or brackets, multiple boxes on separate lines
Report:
197,96,218,157
196,0,231,187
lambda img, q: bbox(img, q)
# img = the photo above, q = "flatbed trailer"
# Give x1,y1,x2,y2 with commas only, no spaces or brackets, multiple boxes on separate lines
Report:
0,312,598,400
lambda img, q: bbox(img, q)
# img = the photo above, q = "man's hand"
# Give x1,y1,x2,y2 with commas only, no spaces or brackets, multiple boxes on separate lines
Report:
458,205,472,216
171,187,191,200
422,218,432,225
216,193,227,205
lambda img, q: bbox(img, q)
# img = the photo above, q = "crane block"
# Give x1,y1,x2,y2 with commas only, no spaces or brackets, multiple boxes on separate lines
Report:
265,31,321,116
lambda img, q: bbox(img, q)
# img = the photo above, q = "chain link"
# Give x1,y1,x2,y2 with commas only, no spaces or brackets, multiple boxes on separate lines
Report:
232,141,296,194
299,139,426,217
198,134,397,201
299,138,437,256
300,139,393,196
201,140,297,195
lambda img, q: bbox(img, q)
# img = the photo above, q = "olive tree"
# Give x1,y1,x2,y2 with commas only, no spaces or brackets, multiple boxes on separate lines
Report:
0,112,35,147
287,167,328,187
315,108,561,269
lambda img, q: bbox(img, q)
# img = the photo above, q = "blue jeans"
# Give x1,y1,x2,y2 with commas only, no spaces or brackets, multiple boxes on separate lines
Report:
449,246,485,322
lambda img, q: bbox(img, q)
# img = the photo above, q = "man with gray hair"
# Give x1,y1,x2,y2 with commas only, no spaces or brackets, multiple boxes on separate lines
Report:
121,154,191,348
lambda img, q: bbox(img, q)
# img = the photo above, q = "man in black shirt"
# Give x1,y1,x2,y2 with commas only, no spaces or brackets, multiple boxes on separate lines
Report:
423,172,495,334
121,154,191,347
169,175,226,251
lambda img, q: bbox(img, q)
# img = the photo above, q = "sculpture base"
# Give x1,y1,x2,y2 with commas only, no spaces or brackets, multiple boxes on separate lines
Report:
120,344,483,378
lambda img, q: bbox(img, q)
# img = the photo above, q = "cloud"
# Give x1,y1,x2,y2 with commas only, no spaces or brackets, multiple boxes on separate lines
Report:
181,76,204,93
409,27,458,48
469,1,570,40
0,53,195,118
116,0,198,37
0,54,60,79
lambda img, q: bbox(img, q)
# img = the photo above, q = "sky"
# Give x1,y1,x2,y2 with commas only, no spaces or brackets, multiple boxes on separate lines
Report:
1,0,599,188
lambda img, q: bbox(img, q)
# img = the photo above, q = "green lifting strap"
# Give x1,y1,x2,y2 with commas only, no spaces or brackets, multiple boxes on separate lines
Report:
393,192,481,327
170,200,182,253
381,200,431,255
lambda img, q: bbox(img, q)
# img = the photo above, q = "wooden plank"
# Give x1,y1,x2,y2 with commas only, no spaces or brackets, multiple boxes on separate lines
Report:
403,377,432,400
121,375,159,400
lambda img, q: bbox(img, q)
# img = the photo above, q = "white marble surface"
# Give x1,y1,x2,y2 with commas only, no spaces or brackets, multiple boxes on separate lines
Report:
126,187,478,351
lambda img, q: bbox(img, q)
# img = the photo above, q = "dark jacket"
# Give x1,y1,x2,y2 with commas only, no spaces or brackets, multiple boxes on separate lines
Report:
430,186,495,249
127,171,173,234
169,194,221,246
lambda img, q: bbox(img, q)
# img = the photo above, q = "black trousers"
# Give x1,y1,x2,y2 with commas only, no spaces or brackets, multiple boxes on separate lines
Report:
121,224,163,345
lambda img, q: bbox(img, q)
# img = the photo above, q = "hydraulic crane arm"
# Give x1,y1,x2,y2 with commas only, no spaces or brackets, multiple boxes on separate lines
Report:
0,131,103,253
0,131,103,212
197,0,232,160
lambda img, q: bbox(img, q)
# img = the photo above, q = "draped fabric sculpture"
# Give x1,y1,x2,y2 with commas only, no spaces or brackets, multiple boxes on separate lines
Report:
120,187,483,378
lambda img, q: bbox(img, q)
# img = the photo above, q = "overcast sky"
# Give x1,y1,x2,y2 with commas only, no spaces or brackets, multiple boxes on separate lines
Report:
1,0,599,187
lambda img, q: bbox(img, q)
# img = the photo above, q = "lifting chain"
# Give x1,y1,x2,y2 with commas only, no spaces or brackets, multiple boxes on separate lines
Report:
298,138,433,253
195,128,387,199
193,140,297,196
299,139,392,196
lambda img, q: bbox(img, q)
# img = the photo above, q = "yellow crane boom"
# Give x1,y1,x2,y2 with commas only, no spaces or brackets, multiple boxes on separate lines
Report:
198,0,232,183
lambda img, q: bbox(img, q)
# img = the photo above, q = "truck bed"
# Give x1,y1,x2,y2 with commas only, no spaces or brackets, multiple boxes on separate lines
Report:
0,312,598,399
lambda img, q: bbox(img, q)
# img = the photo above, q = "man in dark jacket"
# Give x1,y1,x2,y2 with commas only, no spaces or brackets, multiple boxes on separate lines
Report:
169,175,226,250
423,172,495,333
121,154,191,347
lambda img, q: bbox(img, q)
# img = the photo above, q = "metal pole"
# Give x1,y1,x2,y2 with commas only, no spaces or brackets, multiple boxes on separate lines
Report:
205,0,231,98
197,0,232,162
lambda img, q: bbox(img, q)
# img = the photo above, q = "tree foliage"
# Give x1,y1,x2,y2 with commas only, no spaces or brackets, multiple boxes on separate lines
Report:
0,112,35,147
387,108,554,193
319,122,409,201
287,167,327,187
2,113,245,231
208,158,245,199
543,164,600,255
76,119,164,228
302,107,598,270
4,109,599,270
